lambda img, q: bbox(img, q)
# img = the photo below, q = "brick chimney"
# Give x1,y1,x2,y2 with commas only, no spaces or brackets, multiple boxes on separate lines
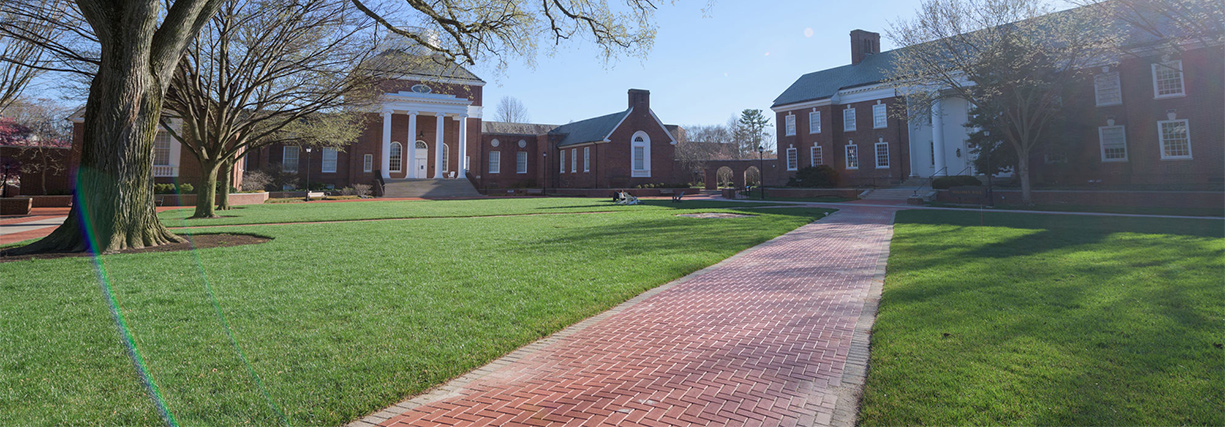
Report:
628,89,650,111
850,30,880,65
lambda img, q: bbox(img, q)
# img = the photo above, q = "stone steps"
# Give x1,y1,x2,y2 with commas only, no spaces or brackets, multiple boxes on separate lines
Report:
382,178,483,199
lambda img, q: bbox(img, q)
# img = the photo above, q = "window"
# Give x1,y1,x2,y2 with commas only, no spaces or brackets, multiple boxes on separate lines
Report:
808,111,821,134
631,131,651,177
388,143,401,172
488,151,501,174
283,146,299,172
1152,60,1184,98
583,147,590,172
875,141,890,168
363,154,373,173
1095,71,1122,106
571,148,577,173
1098,126,1128,162
785,147,798,170
785,114,796,136
321,147,337,173
845,143,859,169
153,132,172,166
843,108,856,131
559,149,565,173
810,146,823,166
516,151,527,174
442,143,449,172
1158,119,1191,159
872,104,887,129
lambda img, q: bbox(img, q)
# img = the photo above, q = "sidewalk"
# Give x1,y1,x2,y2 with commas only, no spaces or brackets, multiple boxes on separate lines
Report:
351,205,899,427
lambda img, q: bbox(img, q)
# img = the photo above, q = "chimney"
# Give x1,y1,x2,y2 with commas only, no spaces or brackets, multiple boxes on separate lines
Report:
850,30,880,65
628,89,650,111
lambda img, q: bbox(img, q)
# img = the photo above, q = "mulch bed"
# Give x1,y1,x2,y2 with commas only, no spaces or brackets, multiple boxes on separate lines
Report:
0,233,271,263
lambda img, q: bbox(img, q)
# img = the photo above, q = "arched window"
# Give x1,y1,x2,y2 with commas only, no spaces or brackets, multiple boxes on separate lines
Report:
389,142,403,172
442,143,449,172
631,131,651,177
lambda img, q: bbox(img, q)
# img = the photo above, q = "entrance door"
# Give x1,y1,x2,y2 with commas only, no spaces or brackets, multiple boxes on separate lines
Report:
414,141,428,178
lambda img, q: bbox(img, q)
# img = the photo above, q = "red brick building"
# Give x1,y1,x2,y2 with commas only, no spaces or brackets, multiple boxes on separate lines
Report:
772,10,1224,189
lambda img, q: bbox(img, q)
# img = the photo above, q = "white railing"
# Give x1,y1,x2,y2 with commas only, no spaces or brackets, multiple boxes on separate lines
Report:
153,165,179,177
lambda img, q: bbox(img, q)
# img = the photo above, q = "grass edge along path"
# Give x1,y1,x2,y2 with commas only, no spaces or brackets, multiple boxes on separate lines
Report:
0,202,833,426
857,210,1224,425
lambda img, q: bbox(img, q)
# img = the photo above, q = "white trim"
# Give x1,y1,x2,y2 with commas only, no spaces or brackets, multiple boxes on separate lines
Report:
1097,125,1128,162
631,130,651,177
843,107,857,132
874,141,890,169
845,143,859,170
363,154,373,173
386,74,486,87
466,105,484,119
785,114,796,136
283,146,300,172
321,147,338,173
1094,71,1123,106
872,103,887,129
516,151,527,174
785,147,798,171
810,145,822,166
571,148,577,173
488,150,501,174
649,109,679,144
1157,119,1192,160
602,110,633,143
770,97,832,113
559,149,565,173
583,147,590,172
1151,60,1185,99
808,110,821,134
388,142,403,173
835,85,897,104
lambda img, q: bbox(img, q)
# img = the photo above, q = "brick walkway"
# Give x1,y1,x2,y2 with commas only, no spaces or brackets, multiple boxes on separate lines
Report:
351,205,898,427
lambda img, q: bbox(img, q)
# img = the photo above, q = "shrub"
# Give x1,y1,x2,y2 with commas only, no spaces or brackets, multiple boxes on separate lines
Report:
241,170,273,192
178,183,194,193
154,183,177,194
932,175,982,189
351,183,372,197
787,165,839,188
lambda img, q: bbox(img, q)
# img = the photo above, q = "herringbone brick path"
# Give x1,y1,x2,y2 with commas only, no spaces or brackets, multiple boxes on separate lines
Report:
352,206,897,427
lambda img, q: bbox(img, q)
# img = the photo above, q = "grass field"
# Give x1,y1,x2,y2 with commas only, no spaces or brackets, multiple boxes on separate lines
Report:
859,210,1224,425
926,201,1225,217
1,199,831,426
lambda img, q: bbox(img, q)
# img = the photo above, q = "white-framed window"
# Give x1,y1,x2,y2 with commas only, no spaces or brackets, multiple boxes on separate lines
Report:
874,141,890,168
872,103,887,129
321,147,337,173
1098,125,1128,162
363,154,373,173
442,143,449,172
153,132,172,166
1158,119,1191,159
845,143,859,170
583,147,590,172
785,114,796,136
388,143,401,172
516,151,527,174
809,111,821,134
810,146,823,166
488,151,501,174
631,131,651,177
843,107,856,131
571,148,577,173
283,146,299,172
786,147,798,171
1152,60,1184,98
1095,71,1122,106
559,149,565,173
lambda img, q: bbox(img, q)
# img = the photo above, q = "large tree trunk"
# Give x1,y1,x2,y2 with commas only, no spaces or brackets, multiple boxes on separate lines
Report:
216,158,233,211
192,158,222,218
1017,150,1033,205
9,19,183,254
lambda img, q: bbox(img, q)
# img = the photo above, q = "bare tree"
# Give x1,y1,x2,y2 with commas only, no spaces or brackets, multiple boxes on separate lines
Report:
162,0,384,218
494,95,530,123
0,0,68,112
2,97,71,194
885,0,1117,204
3,0,668,255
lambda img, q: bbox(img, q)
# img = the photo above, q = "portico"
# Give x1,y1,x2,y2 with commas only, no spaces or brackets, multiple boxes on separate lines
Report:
379,89,479,180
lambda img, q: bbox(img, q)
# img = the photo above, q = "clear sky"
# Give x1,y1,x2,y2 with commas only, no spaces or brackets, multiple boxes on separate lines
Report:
472,0,1074,129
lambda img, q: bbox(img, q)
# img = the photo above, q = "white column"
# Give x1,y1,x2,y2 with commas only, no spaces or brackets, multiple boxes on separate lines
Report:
406,110,418,179
434,112,446,179
931,97,947,177
457,114,468,178
380,110,392,179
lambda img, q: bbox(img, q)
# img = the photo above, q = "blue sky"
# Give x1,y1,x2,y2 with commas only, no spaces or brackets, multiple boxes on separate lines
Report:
473,0,1074,128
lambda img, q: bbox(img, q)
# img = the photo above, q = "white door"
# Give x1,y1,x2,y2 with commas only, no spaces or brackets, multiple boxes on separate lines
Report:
414,141,428,178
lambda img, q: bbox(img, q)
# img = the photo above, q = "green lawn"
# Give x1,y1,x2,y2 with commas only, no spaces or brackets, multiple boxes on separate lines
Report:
739,189,855,203
926,201,1225,217
859,210,1224,425
1,199,831,426
157,197,761,227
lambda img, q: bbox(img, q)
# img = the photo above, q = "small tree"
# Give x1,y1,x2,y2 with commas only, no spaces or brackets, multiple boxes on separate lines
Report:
886,0,1118,204
494,96,530,123
733,109,771,158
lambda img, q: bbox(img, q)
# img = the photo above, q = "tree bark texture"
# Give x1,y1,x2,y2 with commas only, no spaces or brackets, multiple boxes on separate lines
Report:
191,158,222,218
217,158,233,211
1016,152,1033,205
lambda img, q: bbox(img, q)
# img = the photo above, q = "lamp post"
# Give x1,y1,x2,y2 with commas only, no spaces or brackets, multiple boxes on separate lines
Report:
304,146,312,201
756,144,765,200
983,131,993,207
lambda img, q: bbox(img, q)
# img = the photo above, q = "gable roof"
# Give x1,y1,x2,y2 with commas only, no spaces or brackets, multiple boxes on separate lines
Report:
549,110,630,148
771,49,899,108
